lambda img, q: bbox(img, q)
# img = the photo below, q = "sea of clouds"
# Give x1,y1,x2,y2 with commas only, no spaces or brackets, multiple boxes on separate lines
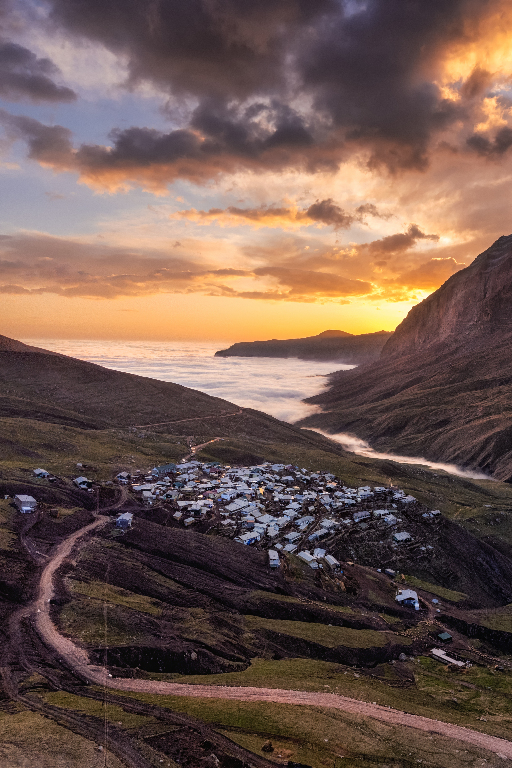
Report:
27,339,490,480
26,339,345,423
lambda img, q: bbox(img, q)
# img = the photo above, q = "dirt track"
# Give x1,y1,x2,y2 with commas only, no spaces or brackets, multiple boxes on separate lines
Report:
132,409,243,428
33,520,512,762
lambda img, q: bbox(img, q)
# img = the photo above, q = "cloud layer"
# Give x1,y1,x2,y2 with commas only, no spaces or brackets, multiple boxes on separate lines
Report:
0,226,464,304
0,0,511,327
2,0,512,189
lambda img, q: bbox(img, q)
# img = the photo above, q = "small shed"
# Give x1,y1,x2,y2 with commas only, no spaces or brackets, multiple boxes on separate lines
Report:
437,632,453,643
33,468,49,478
268,550,280,569
393,531,412,543
14,495,37,513
74,476,92,489
324,554,341,571
431,648,465,667
116,512,133,529
308,528,329,542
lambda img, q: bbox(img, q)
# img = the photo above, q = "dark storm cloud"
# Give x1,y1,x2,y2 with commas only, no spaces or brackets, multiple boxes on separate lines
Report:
0,109,74,164
466,127,512,158
0,41,76,102
0,101,324,188
47,0,336,99
41,0,498,179
305,199,355,229
297,0,480,170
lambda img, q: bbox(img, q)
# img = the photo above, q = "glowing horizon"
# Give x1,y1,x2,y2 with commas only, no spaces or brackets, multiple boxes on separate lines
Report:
1,1,511,340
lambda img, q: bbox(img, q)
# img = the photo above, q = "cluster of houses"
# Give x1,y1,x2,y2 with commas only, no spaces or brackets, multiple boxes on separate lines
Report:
20,459,445,613
15,460,474,670
113,460,441,580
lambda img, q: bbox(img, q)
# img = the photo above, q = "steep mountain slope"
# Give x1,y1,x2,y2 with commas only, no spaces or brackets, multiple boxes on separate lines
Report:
0,336,237,429
0,334,352,456
216,329,392,363
300,235,512,480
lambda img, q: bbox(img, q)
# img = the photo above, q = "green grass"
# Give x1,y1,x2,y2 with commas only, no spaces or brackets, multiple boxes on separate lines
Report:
249,590,354,613
40,691,154,728
244,615,408,648
379,612,401,624
68,579,163,616
403,575,468,603
0,526,16,550
470,604,512,632
107,689,512,768
59,598,156,646
0,710,126,768
0,498,15,524
0,416,188,480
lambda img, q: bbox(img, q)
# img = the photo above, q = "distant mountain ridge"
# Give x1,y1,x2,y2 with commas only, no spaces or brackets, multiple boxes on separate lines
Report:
300,235,512,481
216,330,392,363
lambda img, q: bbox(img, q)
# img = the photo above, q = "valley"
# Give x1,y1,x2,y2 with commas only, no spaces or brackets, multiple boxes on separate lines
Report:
300,236,512,482
2,330,512,767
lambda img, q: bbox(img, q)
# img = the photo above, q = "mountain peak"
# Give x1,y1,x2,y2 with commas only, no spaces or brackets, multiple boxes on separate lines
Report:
314,330,353,338
382,234,512,357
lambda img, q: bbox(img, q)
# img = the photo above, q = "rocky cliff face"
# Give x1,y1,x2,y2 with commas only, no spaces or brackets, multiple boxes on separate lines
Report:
300,236,512,480
383,234,512,357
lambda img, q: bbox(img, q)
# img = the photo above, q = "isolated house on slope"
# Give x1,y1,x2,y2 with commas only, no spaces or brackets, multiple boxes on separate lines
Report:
395,589,419,610
14,495,37,513
116,512,133,529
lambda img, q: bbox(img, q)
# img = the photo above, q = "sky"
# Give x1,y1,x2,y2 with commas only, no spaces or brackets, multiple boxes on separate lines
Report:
1,0,512,341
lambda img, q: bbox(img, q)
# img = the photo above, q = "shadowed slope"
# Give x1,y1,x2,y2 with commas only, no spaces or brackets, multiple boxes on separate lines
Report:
0,335,352,458
300,235,512,480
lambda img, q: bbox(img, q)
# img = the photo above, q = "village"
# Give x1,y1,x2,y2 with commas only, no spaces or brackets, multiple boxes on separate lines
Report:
17,459,452,621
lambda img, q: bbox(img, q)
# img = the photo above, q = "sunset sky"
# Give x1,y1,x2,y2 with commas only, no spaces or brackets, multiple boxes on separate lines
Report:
1,0,512,341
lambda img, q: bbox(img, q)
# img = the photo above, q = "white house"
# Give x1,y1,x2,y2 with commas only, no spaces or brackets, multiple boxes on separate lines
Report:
268,550,280,569
116,512,133,529
393,531,412,543
325,554,341,571
14,495,37,513
395,588,419,610
74,476,92,489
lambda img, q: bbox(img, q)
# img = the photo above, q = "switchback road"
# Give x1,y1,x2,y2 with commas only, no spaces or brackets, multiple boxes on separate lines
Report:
32,520,512,762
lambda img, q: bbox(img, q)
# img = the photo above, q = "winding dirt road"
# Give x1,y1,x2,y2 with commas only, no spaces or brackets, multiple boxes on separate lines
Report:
33,520,512,762
132,409,243,429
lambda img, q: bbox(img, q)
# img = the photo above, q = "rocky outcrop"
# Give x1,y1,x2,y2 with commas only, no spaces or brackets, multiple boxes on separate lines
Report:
383,235,512,357
300,235,512,480
216,330,392,363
